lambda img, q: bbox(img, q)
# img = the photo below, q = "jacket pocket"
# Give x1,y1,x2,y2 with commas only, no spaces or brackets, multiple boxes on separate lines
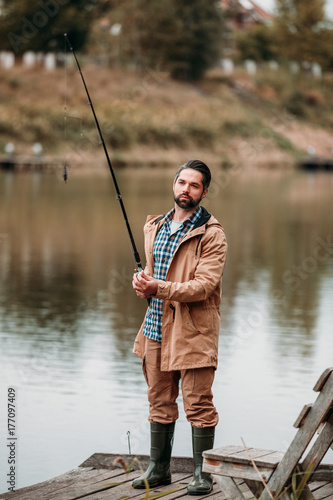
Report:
180,303,201,335
184,303,218,334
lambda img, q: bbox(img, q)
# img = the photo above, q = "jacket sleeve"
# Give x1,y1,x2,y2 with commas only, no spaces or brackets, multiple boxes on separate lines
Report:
154,227,227,302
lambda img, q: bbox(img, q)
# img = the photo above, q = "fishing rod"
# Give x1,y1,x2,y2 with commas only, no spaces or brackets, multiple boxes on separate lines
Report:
64,33,143,274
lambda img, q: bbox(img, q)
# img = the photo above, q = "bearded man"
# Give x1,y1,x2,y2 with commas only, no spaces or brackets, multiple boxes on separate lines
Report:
132,159,228,495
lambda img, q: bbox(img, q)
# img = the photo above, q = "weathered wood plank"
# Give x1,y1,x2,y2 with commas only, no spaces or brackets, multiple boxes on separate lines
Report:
259,371,333,500
229,479,256,499
312,482,333,500
1,468,128,500
213,476,247,500
203,448,284,468
301,413,333,474
80,452,194,474
44,469,139,500
293,465,316,500
243,478,265,499
308,465,333,482
203,458,274,482
229,450,284,468
294,405,313,429
0,448,331,500
203,445,250,460
313,368,333,392
309,481,331,491
85,472,232,500
86,472,192,499
0,468,94,500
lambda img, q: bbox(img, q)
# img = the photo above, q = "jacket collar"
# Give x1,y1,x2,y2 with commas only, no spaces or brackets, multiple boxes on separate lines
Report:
154,206,211,229
192,206,211,229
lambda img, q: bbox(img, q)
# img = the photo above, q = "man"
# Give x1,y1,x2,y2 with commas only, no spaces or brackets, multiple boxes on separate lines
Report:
132,159,227,495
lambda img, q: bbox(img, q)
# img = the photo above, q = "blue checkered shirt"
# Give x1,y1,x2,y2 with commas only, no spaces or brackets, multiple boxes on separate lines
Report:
143,205,203,342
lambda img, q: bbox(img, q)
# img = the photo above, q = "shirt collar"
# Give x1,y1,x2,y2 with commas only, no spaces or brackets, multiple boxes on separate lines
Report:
164,205,202,226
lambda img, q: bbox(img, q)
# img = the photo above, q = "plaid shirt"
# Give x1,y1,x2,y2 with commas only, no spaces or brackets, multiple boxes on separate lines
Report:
143,205,203,342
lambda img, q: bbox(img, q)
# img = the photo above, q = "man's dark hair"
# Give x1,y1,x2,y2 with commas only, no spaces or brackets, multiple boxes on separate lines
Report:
174,159,211,191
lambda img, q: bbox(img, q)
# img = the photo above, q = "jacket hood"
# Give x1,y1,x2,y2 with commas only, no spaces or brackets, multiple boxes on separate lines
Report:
148,206,219,231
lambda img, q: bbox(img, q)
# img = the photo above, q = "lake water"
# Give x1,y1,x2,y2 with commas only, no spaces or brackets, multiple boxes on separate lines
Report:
0,167,332,493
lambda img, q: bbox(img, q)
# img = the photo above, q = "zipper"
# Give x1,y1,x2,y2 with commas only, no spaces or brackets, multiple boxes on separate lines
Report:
169,304,175,321
195,234,203,258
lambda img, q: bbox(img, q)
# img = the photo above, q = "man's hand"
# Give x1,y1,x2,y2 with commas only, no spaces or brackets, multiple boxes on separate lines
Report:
132,271,158,299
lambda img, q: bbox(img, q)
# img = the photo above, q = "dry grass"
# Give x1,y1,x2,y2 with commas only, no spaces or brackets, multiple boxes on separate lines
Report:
1,64,332,169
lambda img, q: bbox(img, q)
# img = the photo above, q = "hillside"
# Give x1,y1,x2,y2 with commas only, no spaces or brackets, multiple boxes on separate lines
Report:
1,63,333,171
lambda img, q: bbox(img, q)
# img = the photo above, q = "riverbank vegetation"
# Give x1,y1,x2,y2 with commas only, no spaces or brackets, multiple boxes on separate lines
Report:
1,0,333,169
1,62,333,169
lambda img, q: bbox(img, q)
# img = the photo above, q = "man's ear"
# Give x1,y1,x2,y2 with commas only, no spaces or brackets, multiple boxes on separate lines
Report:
201,188,209,200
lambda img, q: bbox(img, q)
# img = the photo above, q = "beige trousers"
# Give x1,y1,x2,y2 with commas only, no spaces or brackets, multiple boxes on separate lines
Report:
142,337,219,427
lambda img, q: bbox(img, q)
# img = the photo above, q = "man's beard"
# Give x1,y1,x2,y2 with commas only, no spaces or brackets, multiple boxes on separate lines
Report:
174,193,200,209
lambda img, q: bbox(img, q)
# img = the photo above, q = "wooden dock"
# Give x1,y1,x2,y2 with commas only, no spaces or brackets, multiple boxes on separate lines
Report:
299,157,333,171
0,453,332,500
0,156,56,172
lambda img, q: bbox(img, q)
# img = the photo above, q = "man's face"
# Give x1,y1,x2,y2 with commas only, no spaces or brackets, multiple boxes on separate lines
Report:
173,168,208,209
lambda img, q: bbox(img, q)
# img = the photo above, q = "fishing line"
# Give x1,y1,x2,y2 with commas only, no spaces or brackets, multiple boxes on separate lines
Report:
63,35,70,183
64,33,144,274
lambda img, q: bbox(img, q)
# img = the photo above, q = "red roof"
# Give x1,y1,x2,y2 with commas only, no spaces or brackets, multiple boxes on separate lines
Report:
246,0,273,21
220,0,273,24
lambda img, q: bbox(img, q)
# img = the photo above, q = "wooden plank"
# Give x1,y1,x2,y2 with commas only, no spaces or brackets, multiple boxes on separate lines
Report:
228,450,284,468
203,445,250,460
213,476,247,500
294,405,313,429
301,412,333,475
313,368,333,392
80,453,149,470
0,468,94,500
235,478,263,500
203,447,284,468
309,465,333,482
1,451,331,500
243,479,265,499
3,469,136,500
203,458,275,482
293,465,316,500
86,472,186,499
259,371,333,500
309,481,331,492
86,472,225,500
312,482,333,500
80,453,194,474
45,469,139,500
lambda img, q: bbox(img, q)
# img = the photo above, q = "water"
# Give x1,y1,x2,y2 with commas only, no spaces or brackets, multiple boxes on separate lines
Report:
0,167,332,493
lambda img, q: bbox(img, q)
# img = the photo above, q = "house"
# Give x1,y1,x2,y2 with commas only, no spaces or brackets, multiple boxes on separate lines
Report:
219,0,273,56
221,0,273,30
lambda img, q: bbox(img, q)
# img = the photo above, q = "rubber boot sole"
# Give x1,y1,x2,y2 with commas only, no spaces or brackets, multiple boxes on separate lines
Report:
132,476,172,489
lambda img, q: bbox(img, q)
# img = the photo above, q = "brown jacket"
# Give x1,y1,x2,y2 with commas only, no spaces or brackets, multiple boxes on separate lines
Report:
133,207,228,371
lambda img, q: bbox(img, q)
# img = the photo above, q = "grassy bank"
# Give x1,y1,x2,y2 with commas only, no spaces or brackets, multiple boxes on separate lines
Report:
1,63,333,170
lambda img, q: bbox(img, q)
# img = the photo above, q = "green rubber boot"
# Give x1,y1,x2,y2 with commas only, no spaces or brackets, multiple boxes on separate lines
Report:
132,422,175,489
187,426,215,495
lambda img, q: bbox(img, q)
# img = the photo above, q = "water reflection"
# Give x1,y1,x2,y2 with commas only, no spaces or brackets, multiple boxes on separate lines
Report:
0,168,332,492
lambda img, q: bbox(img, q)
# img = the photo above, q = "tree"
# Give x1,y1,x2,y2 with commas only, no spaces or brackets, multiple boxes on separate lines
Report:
235,24,279,62
274,0,330,64
0,0,95,54
120,0,224,80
